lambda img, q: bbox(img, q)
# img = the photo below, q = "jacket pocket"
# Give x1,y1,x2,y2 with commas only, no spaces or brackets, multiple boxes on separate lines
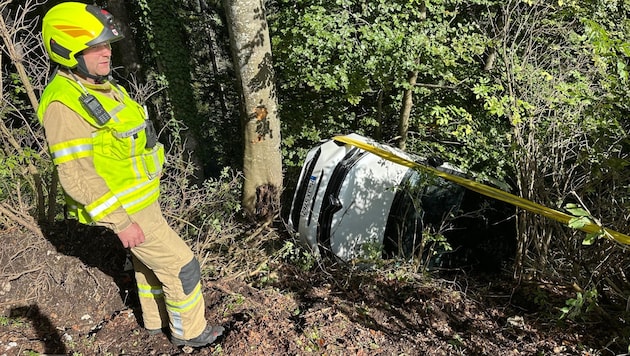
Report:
142,142,165,180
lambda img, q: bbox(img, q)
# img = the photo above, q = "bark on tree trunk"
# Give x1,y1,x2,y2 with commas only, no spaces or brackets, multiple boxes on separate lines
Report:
223,0,283,222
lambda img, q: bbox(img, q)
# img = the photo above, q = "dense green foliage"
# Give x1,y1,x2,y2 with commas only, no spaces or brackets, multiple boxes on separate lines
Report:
467,2,629,284
271,0,512,179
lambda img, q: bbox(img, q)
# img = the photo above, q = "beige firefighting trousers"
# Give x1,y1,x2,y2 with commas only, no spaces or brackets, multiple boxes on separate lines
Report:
129,202,207,340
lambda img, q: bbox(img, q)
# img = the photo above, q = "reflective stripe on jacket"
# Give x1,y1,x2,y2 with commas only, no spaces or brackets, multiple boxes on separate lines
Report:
37,73,165,223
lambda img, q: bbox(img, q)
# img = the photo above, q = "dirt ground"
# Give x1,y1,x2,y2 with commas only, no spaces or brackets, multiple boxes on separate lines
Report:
0,221,628,356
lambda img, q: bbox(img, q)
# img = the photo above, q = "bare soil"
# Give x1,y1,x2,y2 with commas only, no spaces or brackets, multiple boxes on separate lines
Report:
0,221,628,356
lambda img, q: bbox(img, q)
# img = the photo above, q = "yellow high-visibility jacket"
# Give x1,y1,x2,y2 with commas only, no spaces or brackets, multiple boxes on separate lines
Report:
37,71,164,229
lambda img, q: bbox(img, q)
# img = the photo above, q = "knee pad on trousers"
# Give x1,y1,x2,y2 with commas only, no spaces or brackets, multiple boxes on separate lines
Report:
179,257,201,295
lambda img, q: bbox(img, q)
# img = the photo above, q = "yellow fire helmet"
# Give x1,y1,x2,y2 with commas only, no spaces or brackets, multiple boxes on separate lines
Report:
42,2,124,69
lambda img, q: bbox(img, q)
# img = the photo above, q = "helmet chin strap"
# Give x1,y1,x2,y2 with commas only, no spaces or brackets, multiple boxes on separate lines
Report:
75,54,109,83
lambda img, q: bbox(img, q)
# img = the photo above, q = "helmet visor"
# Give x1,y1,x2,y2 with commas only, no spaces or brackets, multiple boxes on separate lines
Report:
85,5,124,47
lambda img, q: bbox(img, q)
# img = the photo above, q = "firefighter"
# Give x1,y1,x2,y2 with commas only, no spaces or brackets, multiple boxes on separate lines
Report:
37,2,224,348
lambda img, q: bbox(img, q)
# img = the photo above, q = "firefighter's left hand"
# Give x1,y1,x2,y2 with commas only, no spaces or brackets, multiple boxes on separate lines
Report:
117,222,145,248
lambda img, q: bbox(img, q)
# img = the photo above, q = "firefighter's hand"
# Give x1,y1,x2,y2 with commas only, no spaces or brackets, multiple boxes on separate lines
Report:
117,222,146,248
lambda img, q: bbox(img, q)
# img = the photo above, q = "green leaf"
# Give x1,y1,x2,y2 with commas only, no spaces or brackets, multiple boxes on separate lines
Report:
581,232,600,246
568,216,592,229
565,206,590,217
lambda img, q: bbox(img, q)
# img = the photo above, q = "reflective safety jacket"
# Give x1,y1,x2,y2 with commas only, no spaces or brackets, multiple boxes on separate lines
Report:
37,73,165,224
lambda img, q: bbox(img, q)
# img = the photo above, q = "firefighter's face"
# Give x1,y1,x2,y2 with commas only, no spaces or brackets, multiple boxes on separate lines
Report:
81,42,112,81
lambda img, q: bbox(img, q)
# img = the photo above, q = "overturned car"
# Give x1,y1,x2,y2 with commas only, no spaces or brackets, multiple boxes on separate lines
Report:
287,134,516,272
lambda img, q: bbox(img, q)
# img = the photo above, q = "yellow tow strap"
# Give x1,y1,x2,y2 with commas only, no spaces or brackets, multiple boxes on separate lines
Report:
333,135,630,246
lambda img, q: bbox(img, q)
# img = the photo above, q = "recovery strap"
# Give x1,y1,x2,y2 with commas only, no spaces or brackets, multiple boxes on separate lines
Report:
333,135,630,246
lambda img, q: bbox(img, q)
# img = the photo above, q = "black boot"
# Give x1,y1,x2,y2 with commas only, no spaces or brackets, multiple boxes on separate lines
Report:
171,324,225,347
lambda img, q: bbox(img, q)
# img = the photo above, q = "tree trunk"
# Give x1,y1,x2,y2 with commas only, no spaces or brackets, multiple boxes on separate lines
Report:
223,0,282,222
398,70,418,151
146,0,205,184
374,89,384,141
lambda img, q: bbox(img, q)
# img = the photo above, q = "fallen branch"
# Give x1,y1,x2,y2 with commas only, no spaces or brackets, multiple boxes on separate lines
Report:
0,202,42,238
